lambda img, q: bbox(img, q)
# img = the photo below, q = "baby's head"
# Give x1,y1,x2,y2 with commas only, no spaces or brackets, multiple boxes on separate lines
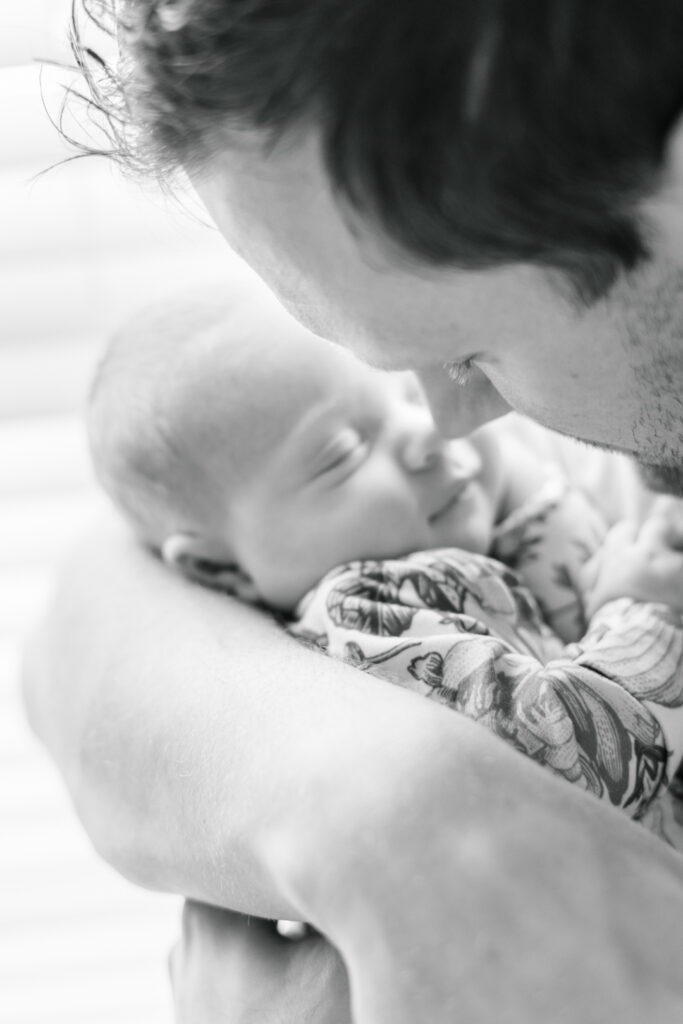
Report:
89,289,505,611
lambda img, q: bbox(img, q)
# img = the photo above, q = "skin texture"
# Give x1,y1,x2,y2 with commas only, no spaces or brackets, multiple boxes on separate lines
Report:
193,123,683,490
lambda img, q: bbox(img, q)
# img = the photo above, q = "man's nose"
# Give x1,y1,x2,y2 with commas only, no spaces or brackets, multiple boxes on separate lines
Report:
417,365,510,437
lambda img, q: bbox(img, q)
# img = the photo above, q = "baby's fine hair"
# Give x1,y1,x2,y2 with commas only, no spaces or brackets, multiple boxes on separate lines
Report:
88,285,258,549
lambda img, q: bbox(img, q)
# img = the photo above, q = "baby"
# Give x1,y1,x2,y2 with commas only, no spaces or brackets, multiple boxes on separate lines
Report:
88,287,683,834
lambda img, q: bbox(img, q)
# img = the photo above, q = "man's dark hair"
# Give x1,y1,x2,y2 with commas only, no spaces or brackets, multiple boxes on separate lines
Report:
72,0,683,302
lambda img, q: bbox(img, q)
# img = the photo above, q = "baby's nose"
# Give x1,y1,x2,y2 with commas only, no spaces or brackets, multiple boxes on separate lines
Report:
401,421,445,471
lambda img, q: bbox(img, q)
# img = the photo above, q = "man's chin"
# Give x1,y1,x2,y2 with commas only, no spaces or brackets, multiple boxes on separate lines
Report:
637,461,683,496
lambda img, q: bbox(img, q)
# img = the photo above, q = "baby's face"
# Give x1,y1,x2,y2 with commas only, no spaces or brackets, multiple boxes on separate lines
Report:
221,343,505,610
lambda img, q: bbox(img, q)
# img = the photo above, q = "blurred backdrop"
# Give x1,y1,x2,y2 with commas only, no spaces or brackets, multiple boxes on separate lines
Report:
1,3,256,1020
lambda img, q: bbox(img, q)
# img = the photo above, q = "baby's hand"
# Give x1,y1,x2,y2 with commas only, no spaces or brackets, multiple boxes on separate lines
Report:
581,501,683,619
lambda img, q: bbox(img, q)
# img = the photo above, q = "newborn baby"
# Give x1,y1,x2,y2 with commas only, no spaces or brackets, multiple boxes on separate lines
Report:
88,287,683,831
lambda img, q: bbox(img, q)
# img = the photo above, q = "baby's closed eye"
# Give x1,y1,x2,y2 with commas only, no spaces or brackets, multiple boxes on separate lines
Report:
316,428,368,480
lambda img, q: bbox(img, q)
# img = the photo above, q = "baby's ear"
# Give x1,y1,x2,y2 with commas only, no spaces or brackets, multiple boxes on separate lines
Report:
161,533,259,601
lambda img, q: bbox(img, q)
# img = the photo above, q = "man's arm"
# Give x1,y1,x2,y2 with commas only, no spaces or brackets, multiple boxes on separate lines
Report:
24,510,453,917
27,511,527,917
23,512,683,1022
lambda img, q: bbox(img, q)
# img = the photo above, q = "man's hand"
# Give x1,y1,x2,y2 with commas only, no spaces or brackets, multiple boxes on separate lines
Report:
170,902,351,1024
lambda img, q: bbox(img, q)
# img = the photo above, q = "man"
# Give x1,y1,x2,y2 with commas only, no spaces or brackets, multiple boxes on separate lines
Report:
24,2,683,1021
86,0,683,489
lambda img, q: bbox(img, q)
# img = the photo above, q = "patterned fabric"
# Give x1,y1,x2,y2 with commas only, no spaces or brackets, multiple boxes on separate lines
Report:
492,477,608,642
292,546,683,825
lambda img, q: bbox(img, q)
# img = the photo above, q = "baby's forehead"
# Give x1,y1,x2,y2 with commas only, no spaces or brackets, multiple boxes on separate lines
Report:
184,331,336,447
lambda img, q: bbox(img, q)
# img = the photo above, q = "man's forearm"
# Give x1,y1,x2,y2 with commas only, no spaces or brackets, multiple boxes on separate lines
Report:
284,713,683,1024
22,512,406,916
23,513,683,1023
22,512,487,918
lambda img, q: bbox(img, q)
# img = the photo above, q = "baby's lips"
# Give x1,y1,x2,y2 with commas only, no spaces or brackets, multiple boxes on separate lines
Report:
443,439,482,480
428,478,472,522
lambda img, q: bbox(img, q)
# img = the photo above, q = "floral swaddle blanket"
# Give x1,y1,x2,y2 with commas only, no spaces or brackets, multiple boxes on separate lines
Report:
291,480,683,844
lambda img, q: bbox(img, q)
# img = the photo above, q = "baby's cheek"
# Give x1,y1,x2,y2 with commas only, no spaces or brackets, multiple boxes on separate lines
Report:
371,498,429,555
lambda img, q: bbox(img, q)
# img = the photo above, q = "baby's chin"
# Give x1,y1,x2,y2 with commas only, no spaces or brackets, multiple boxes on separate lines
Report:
430,517,494,557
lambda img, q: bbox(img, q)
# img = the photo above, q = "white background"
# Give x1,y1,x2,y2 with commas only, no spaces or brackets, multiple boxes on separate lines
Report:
1,3,256,1020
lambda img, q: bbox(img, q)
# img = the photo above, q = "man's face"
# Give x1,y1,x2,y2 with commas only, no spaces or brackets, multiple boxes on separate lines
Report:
193,128,683,492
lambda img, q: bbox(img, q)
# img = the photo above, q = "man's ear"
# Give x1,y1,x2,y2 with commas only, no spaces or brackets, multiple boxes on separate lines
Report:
161,532,259,601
